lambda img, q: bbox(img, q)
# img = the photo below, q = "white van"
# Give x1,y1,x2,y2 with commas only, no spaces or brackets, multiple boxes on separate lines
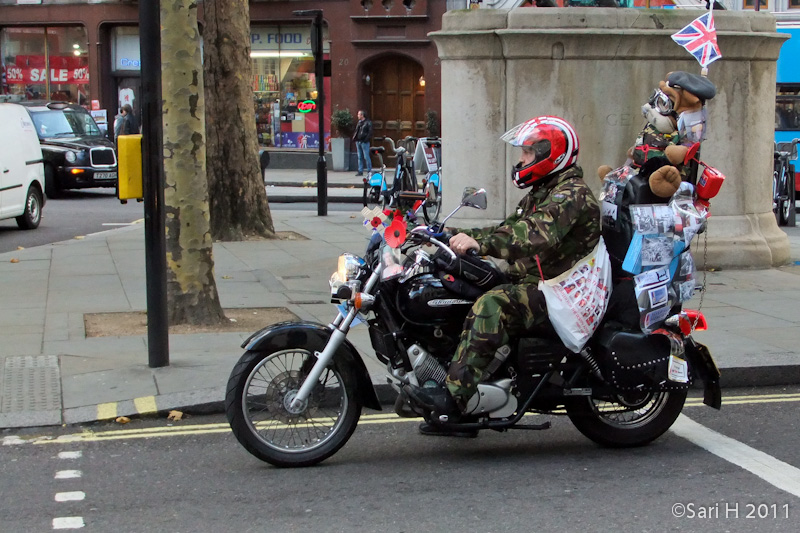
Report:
0,103,45,229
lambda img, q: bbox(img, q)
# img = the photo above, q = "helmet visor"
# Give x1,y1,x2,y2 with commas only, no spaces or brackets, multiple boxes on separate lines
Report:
501,121,539,147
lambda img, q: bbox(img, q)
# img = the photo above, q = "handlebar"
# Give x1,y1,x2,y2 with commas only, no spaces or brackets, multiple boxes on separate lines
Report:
376,135,418,157
775,138,800,160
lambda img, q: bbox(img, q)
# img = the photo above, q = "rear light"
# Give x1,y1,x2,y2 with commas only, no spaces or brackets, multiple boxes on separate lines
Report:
683,309,708,332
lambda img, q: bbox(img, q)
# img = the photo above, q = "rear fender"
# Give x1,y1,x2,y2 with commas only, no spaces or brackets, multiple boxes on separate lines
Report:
242,321,381,411
685,338,722,410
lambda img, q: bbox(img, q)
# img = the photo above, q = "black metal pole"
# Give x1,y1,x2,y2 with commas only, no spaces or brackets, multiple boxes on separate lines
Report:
139,2,169,367
315,14,327,217
294,9,327,216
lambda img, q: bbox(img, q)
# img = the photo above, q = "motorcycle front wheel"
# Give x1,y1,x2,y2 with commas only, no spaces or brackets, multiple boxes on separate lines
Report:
566,389,687,448
225,348,361,467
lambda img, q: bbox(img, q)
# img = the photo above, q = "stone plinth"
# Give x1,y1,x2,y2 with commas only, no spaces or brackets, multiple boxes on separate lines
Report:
431,8,790,268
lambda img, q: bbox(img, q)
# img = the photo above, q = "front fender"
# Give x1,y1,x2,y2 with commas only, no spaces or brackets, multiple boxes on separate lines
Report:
242,321,381,411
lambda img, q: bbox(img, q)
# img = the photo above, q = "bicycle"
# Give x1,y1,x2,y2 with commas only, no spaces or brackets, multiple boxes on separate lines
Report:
773,138,798,227
372,135,425,211
418,137,443,223
362,145,388,209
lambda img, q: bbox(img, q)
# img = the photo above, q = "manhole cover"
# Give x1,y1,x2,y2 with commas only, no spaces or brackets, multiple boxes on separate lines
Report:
2,355,61,412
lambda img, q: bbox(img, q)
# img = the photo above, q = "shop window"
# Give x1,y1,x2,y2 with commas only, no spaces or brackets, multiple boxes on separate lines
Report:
1,26,89,105
743,0,768,9
776,85,800,131
251,24,329,149
790,0,800,8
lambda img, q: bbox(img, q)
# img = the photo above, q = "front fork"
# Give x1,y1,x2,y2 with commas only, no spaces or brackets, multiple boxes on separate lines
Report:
290,266,382,410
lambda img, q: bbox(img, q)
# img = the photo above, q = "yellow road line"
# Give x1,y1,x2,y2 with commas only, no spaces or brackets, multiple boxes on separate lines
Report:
21,391,800,446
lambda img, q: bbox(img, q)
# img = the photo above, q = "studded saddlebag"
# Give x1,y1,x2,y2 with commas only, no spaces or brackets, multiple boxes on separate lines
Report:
592,322,692,391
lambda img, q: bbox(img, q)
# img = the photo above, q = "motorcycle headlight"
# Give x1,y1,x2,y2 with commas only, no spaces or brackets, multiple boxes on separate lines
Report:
337,253,365,283
329,253,367,297
65,151,77,163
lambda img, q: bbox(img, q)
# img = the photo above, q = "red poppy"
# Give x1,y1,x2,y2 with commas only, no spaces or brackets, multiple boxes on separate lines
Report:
384,218,407,248
370,216,383,229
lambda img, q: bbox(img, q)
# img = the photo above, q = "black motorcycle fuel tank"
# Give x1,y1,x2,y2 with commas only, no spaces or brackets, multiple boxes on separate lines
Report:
395,274,473,326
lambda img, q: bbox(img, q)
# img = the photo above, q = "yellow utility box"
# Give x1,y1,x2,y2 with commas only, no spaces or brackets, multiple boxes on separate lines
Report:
117,134,143,202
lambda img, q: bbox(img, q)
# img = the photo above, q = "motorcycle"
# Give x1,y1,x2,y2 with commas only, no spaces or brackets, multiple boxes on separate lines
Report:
225,188,722,468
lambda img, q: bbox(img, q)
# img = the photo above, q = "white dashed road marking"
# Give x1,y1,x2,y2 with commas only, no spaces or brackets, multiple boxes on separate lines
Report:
55,470,82,480
52,517,85,529
672,414,800,499
58,451,82,459
55,491,85,502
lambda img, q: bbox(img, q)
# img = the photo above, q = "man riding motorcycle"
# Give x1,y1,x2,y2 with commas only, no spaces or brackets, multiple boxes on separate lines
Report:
406,116,602,436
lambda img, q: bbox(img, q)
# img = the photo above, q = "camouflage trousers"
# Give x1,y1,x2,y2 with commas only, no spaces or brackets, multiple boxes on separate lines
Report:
445,283,548,408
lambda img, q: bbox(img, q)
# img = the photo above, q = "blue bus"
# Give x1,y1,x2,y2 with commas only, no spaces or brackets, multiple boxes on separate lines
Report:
775,22,800,224
776,25,800,160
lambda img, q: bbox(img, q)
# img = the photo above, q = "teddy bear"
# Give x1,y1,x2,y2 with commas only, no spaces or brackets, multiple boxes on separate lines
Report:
598,71,717,199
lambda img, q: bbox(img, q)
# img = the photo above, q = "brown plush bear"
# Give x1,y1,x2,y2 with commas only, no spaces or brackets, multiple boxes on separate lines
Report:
598,71,716,198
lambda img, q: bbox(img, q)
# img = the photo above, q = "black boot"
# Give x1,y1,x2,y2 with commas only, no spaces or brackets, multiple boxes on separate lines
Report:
404,383,478,437
417,421,478,438
403,383,460,419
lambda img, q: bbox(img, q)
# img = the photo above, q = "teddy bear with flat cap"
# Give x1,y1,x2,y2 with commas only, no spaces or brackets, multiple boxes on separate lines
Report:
598,71,717,198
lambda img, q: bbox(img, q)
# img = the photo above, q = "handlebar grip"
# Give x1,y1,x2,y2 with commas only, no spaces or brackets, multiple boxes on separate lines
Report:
466,249,480,258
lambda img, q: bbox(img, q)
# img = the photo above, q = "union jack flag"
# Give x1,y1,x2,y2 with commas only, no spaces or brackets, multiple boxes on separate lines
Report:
671,12,722,68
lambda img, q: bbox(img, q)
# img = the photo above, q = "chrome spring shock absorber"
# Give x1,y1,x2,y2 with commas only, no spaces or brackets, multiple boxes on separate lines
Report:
580,349,604,381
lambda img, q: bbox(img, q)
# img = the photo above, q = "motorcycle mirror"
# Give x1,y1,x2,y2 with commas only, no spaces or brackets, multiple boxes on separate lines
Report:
461,187,487,210
436,188,490,229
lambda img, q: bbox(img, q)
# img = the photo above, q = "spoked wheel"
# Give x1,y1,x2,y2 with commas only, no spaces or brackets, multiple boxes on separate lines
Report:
225,348,361,467
566,389,687,447
774,168,786,225
363,183,384,210
422,181,441,225
778,169,794,226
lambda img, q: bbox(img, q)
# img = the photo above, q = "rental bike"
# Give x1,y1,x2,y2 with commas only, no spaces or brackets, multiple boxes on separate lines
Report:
362,135,425,214
416,137,443,223
773,138,798,227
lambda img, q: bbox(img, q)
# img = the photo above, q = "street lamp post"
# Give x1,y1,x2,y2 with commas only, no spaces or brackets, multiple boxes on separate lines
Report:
293,9,327,216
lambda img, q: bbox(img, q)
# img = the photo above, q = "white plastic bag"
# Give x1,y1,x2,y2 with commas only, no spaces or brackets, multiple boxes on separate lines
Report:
538,238,613,353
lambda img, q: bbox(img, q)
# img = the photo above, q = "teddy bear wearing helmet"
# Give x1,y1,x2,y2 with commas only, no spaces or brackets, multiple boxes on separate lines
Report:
500,115,580,189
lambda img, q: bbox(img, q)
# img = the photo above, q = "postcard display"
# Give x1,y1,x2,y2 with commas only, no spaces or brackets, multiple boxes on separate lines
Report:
600,173,708,334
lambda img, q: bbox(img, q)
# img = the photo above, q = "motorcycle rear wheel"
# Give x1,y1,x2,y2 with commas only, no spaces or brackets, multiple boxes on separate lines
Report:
225,348,361,467
566,389,687,448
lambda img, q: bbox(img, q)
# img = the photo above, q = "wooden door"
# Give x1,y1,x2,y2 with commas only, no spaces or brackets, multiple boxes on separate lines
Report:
368,56,426,147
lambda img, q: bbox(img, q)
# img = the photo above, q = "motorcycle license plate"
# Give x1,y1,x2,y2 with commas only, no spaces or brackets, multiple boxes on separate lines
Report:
95,172,117,180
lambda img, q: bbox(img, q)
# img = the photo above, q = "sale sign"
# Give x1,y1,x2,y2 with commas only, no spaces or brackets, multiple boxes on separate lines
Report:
5,55,89,84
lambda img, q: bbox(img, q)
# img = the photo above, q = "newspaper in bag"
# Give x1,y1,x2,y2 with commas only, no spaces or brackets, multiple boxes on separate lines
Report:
538,237,613,353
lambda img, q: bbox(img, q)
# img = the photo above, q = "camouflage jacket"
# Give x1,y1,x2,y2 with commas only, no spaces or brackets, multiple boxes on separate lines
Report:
631,123,679,168
461,166,601,284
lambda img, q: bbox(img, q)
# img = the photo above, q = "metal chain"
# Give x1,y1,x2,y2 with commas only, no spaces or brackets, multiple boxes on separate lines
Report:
690,228,709,332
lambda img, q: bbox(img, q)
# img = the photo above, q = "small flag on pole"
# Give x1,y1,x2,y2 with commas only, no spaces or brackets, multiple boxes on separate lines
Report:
671,12,722,69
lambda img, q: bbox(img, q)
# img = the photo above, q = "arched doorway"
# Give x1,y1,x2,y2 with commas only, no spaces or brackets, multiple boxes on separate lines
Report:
365,54,426,142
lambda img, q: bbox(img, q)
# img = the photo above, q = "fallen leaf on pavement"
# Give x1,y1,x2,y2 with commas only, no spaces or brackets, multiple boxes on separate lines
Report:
167,410,183,421
10,258,19,263
115,416,131,424
222,275,232,279
17,246,24,250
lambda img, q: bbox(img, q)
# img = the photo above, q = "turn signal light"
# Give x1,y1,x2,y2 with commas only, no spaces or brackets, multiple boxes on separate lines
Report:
70,168,85,175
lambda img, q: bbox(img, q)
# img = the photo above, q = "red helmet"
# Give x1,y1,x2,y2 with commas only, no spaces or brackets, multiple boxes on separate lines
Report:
501,116,580,189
